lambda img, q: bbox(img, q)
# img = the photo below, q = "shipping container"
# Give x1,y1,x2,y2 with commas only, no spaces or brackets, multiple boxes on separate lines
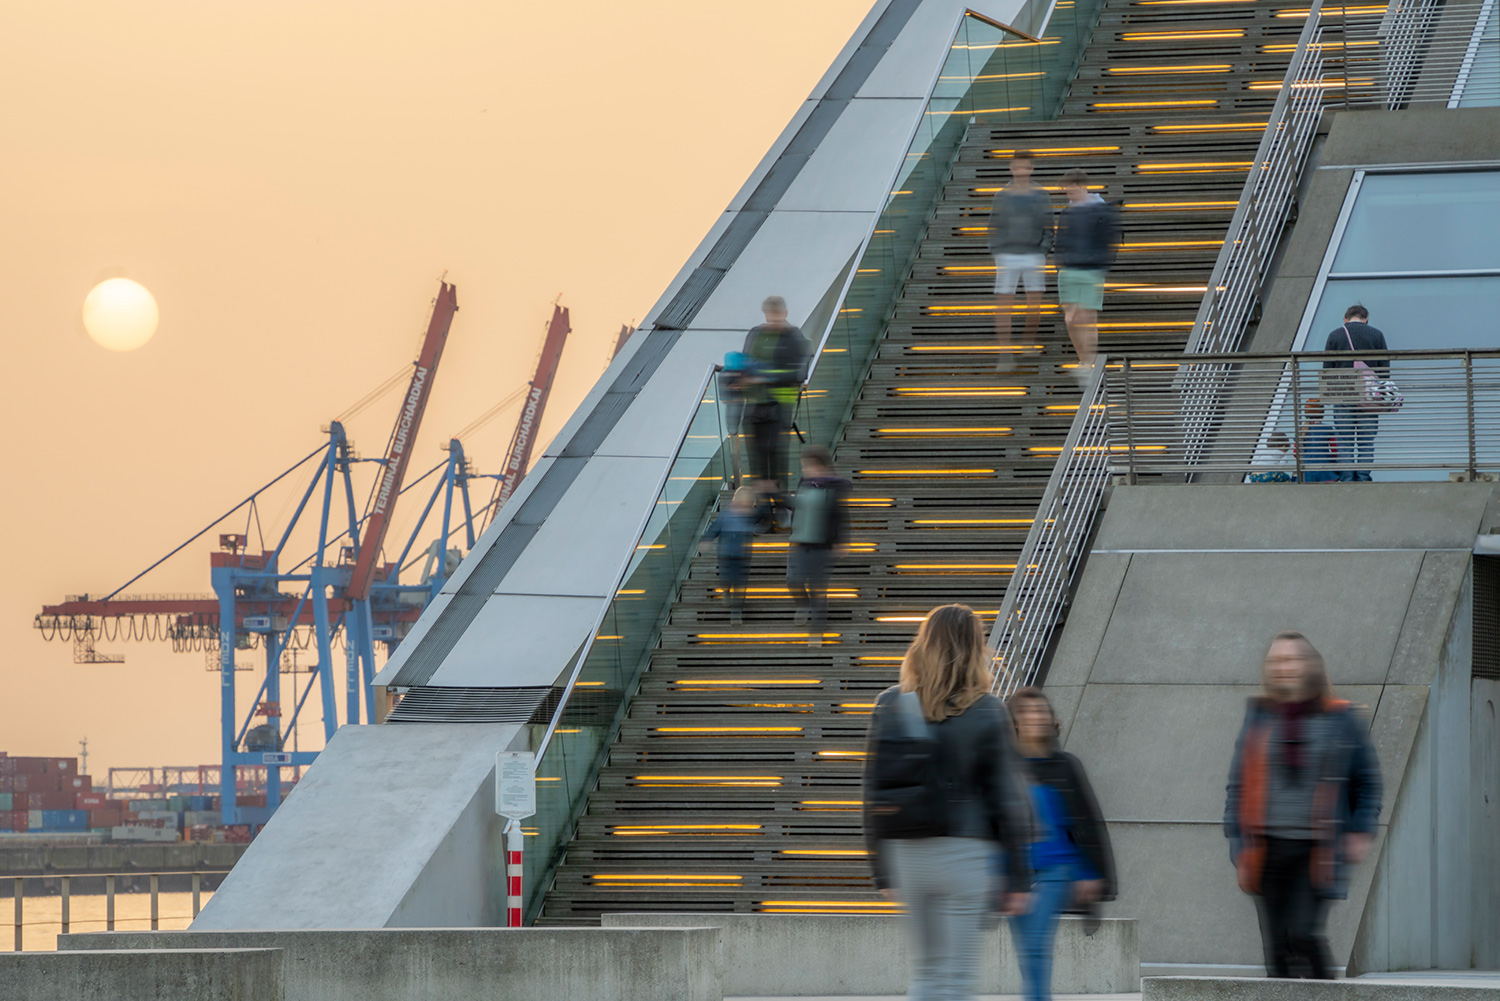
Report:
0,813,10,831
40,809,89,831
76,792,108,809
51,759,78,775
12,773,60,794
8,811,28,832
0,792,10,811
133,810,181,827
87,808,122,828
189,796,211,811
110,825,178,843
235,794,267,808
166,795,189,811
27,810,42,829
0,777,12,792
27,791,76,810
6,757,52,776
129,799,170,812
65,774,93,792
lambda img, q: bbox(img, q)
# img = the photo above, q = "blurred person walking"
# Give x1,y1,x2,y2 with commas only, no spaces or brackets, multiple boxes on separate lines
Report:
1320,305,1390,482
784,445,849,647
1224,631,1382,979
720,351,752,485
701,486,757,625
863,605,1034,1001
742,296,811,510
1009,688,1116,1001
1054,170,1118,384
988,150,1053,372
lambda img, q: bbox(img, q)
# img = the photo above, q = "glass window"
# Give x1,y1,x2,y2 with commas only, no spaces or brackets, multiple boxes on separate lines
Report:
1304,275,1500,350
1329,171,1500,273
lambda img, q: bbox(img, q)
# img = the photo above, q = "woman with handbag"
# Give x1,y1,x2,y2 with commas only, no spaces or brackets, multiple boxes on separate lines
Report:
862,604,1034,1001
1008,687,1117,1001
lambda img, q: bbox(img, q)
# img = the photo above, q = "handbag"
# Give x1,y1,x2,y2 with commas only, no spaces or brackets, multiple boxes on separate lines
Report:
1342,325,1403,414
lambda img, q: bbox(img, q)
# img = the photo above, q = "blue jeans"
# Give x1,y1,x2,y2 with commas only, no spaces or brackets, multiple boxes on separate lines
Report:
1332,406,1377,482
1011,864,1075,1001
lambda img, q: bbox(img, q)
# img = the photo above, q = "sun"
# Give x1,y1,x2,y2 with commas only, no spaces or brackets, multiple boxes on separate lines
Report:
83,278,158,352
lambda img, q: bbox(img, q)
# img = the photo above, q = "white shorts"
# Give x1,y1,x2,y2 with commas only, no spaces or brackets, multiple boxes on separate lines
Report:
994,253,1044,295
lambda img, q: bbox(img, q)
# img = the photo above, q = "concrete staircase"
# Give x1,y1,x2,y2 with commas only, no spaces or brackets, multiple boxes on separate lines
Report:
539,0,1302,922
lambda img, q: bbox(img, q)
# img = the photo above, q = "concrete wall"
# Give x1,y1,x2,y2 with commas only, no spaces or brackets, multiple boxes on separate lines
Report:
192,723,520,930
1144,976,1500,1001
1047,483,1493,972
0,948,283,1001
1471,678,1500,969
600,912,1138,997
61,928,721,1001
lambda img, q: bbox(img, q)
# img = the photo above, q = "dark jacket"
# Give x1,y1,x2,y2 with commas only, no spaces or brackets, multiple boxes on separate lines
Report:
702,507,754,563
1323,321,1389,374
862,688,1035,891
1024,751,1117,901
988,186,1054,256
1224,697,1382,900
785,474,850,549
1054,195,1119,271
742,324,811,408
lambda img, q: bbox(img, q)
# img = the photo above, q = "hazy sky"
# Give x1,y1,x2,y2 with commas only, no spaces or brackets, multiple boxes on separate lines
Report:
0,1,871,779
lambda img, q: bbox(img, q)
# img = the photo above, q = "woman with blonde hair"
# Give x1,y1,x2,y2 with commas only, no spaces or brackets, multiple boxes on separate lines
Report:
863,604,1034,1001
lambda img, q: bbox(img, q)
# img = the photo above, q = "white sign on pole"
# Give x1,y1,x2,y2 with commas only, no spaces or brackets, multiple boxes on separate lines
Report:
495,751,537,821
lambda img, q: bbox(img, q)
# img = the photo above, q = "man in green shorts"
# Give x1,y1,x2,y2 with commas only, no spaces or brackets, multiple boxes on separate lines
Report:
1054,169,1119,385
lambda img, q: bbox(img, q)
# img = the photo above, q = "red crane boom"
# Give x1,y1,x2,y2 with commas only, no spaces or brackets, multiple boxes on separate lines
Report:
495,303,571,510
347,282,458,602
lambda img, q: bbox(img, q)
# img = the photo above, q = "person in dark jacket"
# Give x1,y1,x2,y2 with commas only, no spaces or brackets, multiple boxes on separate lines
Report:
863,605,1034,1001
1054,169,1119,383
1224,631,1382,979
989,150,1054,370
701,486,757,624
784,445,850,647
1008,687,1116,1001
742,295,811,502
1319,304,1389,482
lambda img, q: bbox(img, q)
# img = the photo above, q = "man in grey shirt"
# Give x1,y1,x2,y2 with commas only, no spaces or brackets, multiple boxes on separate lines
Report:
988,150,1053,372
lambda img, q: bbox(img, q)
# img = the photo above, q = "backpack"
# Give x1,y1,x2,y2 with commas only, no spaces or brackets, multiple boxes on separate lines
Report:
867,692,950,839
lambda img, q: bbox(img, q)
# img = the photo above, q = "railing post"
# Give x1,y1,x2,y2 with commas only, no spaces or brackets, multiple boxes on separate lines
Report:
1122,358,1138,485
60,876,69,936
11,876,20,951
106,874,115,931
1467,351,1478,479
1292,360,1305,482
150,874,160,931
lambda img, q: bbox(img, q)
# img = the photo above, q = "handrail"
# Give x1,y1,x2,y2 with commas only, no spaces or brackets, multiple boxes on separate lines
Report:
8,869,231,948
988,358,1113,696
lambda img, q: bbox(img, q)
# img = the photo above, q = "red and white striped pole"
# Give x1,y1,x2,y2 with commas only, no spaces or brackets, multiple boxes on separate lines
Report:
505,819,524,928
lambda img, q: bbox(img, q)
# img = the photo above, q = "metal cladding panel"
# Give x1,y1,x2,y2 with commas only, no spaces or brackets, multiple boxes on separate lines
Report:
493,456,671,599
417,593,600,688
777,98,927,213
691,211,878,332
386,686,554,724
386,524,540,688
371,593,452,687
512,457,588,525
598,330,746,459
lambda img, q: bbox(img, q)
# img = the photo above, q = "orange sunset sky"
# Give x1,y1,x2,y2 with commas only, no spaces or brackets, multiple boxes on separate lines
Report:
0,1,872,777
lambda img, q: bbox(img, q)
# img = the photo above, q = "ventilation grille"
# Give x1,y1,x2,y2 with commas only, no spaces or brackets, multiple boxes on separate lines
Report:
387,686,554,724
1475,555,1500,680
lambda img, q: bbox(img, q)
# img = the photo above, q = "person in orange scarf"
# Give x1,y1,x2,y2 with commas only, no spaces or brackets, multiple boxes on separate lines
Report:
1224,631,1382,979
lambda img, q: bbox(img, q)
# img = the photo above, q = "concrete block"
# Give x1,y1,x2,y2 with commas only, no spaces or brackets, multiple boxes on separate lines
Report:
1095,485,1492,553
61,927,720,1001
1388,552,1471,685
1249,276,1318,354
0,948,283,1001
1144,975,1500,1001
1048,554,1131,686
1273,171,1356,281
1046,685,1086,748
600,912,1138,996
1368,686,1428,827
1092,552,1419,686
1321,106,1500,167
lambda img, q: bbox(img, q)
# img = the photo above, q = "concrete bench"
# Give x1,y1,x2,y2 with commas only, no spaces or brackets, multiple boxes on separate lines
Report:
60,927,720,1001
602,912,1138,997
1144,977,1500,1001
0,947,283,1001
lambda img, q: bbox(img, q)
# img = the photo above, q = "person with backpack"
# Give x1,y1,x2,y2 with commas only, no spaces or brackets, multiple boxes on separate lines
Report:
1008,687,1116,1001
1319,304,1390,482
784,445,849,647
742,296,812,505
1224,631,1382,979
862,604,1034,1001
1054,169,1119,384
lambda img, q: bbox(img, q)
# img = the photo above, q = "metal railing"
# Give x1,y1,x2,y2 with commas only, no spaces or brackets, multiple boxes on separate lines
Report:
1110,350,1500,481
988,0,1497,691
8,869,228,949
989,361,1113,697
